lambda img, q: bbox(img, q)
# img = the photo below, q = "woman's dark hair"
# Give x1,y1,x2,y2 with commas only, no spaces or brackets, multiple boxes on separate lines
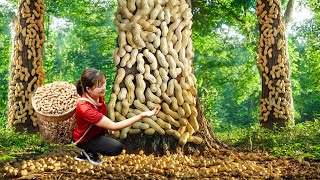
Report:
76,68,106,96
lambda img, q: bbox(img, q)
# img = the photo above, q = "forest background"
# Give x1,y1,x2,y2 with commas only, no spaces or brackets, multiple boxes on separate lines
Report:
0,0,319,158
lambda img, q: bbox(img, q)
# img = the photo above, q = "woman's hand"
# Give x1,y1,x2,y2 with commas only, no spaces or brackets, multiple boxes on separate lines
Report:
140,106,161,118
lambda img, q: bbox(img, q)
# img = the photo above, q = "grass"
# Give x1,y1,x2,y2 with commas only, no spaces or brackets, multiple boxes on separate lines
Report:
216,119,320,159
0,128,54,161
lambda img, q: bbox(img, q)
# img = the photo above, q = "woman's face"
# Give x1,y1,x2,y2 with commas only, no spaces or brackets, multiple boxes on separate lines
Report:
87,81,106,98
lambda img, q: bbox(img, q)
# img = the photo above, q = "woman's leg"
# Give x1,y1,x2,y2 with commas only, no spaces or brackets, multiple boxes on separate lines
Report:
77,135,123,156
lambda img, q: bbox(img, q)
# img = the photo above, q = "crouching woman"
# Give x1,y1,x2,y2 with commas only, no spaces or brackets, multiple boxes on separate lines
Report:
73,68,160,165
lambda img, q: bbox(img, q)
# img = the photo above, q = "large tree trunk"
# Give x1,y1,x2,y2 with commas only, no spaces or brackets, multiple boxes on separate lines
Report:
7,0,45,133
256,0,294,129
108,0,225,155
121,97,227,156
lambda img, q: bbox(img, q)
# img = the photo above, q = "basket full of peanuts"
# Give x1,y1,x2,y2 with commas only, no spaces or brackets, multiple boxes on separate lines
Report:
32,81,80,122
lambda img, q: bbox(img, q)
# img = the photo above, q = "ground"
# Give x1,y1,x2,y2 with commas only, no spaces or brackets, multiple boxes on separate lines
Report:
1,146,320,179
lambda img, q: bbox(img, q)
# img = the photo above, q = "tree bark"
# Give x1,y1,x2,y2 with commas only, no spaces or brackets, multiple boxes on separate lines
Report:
256,0,294,129
110,0,225,155
7,0,45,133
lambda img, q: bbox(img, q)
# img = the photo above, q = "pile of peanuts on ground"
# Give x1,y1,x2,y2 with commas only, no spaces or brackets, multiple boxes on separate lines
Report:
1,146,316,179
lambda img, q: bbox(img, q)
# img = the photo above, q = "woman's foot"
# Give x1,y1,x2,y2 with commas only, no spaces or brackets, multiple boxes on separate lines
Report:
82,150,102,165
74,150,88,162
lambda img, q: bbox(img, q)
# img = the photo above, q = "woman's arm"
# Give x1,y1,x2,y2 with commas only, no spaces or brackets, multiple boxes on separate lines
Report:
96,106,160,130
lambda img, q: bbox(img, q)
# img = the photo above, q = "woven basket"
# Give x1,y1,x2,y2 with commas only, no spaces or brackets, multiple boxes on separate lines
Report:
31,96,77,122
38,113,76,144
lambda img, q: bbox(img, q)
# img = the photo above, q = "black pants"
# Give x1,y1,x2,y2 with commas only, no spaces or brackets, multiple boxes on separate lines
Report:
77,135,123,156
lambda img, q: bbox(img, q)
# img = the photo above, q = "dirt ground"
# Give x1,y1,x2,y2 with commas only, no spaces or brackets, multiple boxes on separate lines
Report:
1,146,320,180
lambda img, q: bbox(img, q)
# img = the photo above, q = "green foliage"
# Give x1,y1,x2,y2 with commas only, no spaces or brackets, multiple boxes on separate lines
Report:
217,120,320,159
0,114,7,129
0,128,52,160
0,3,14,116
42,0,118,100
192,0,262,131
194,27,260,129
192,0,256,35
289,1,320,123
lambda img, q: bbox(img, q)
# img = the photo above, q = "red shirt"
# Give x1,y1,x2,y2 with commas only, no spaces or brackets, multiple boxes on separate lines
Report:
72,94,107,144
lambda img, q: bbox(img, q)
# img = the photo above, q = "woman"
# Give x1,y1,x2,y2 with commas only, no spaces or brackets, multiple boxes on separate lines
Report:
73,68,160,165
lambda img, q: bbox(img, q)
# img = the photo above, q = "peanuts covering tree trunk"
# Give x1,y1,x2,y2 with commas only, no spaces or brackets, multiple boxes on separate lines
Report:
110,0,225,155
7,0,46,133
256,0,294,129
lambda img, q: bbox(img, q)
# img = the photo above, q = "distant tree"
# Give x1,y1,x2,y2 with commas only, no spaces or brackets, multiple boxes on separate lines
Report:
256,0,295,129
0,3,14,121
191,0,262,129
290,0,320,123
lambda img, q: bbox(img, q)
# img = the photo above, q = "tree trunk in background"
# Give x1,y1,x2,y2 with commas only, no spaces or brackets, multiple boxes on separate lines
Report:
7,0,45,133
283,0,295,27
109,0,225,155
256,0,294,129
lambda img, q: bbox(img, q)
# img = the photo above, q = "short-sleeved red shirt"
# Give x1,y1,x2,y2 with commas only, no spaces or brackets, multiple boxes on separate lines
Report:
72,93,107,144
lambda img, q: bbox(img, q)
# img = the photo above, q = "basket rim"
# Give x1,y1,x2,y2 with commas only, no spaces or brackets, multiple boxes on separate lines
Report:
31,96,77,118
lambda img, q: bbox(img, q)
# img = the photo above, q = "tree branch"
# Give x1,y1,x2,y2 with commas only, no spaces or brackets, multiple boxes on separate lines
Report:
216,1,246,24
192,0,245,24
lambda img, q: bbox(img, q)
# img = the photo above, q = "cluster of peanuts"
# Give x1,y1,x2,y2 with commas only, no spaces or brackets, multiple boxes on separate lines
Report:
1,147,297,179
7,0,46,127
109,0,201,145
32,82,79,116
256,0,293,122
